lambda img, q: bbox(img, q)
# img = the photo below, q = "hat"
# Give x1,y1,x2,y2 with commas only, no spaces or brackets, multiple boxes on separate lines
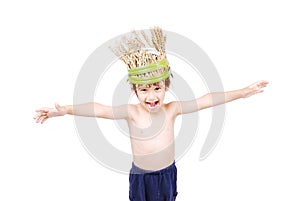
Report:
111,27,171,85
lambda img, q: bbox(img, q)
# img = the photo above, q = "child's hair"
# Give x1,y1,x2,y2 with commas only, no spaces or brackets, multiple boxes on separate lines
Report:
131,76,172,94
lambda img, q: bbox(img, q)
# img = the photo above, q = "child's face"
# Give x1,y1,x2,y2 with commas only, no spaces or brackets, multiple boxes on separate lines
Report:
135,82,168,112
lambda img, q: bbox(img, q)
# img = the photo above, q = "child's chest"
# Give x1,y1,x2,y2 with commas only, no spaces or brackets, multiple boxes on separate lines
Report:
129,112,175,141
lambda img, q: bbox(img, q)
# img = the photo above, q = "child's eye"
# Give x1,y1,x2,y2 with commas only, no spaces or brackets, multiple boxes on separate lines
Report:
155,87,161,90
140,89,147,92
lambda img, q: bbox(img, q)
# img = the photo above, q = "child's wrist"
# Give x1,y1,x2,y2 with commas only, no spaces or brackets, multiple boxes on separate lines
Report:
65,105,73,115
240,88,250,98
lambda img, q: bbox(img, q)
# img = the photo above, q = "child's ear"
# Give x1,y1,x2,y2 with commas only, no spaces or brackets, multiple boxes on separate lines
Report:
165,86,169,91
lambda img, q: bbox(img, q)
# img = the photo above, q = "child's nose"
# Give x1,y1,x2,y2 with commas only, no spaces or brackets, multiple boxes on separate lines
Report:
147,90,155,99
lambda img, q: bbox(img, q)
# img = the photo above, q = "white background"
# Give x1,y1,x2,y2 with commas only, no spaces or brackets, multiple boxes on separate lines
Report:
1,0,300,200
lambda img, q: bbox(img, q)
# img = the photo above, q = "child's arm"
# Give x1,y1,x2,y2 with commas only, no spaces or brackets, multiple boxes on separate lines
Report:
172,80,269,115
34,102,131,124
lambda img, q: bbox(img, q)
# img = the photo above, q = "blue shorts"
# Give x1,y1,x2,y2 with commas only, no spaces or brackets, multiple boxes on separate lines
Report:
129,162,178,201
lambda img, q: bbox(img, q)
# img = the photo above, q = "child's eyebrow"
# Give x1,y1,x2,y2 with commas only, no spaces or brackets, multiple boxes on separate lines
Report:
138,86,148,90
154,85,164,88
138,84,150,88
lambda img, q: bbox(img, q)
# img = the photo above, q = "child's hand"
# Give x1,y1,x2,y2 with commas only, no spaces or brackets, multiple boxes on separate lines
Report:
242,80,269,98
34,103,67,124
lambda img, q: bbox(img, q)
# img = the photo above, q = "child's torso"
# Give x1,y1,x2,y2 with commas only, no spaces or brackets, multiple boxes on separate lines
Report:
128,104,176,170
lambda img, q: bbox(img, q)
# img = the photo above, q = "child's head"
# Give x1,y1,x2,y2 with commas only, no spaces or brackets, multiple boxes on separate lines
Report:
131,78,171,112
131,77,170,111
111,27,172,111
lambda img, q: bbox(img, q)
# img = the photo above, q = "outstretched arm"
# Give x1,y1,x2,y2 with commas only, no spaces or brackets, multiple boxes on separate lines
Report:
172,80,269,115
34,102,131,124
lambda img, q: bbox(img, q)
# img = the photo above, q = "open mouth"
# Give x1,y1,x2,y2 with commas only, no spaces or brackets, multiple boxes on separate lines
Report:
145,100,159,109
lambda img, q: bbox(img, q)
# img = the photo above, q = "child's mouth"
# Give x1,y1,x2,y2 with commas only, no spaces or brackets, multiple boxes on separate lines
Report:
145,100,159,109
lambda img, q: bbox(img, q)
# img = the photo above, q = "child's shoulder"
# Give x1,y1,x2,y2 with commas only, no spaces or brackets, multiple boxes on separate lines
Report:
164,101,181,117
127,103,141,116
164,101,180,109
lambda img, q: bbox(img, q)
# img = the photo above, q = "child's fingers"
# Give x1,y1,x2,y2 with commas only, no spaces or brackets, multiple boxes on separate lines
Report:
33,112,46,120
35,107,50,112
55,103,61,110
253,81,268,90
35,109,46,114
259,80,269,87
33,113,42,120
41,117,48,124
258,90,264,94
36,114,46,123
262,80,269,84
35,116,42,123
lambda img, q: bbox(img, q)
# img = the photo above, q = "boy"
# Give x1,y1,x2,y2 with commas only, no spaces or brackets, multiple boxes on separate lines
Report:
34,27,268,201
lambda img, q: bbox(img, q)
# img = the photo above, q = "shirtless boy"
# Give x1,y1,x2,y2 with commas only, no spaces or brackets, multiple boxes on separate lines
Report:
34,27,268,201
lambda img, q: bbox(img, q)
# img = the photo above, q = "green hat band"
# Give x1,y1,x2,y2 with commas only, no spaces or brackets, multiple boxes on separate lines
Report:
128,59,170,85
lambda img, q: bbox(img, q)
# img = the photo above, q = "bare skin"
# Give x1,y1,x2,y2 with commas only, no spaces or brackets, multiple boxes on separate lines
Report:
34,80,269,170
